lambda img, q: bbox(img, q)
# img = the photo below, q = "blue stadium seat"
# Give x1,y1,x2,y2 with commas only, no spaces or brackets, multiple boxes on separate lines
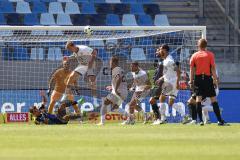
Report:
131,48,146,61
97,48,110,61
70,14,89,25
6,14,23,25
130,4,145,15
24,14,40,25
40,0,57,2
81,3,96,14
65,2,80,14
96,4,113,14
0,1,15,13
89,0,105,3
121,0,137,3
122,14,137,26
30,48,44,60
32,1,47,13
112,4,129,14
14,48,30,61
154,14,169,26
47,47,62,61
137,0,153,3
49,2,64,14
137,14,153,26
73,0,88,2
90,14,105,26
57,14,72,25
144,4,160,15
106,14,121,26
145,47,156,60
48,30,64,35
40,13,56,25
57,0,73,2
0,14,6,25
89,40,104,47
106,0,121,3
16,2,31,13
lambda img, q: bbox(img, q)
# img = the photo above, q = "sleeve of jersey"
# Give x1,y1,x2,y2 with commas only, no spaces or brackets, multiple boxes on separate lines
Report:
85,46,94,55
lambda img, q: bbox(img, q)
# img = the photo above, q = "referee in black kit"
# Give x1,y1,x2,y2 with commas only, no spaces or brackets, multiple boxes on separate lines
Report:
189,38,228,126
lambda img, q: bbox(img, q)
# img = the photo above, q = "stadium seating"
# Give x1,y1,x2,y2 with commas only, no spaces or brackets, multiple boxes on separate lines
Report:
70,14,90,25
130,48,146,61
73,0,88,2
90,40,104,47
16,1,31,14
122,14,137,26
48,2,64,14
31,1,47,13
137,14,153,26
40,13,56,25
130,4,145,15
144,4,160,15
0,14,6,25
121,0,137,3
24,14,40,25
65,2,81,14
90,14,106,26
6,14,23,25
81,3,97,14
96,4,113,14
58,0,74,2
56,14,73,25
154,14,170,26
47,47,62,61
14,47,30,60
112,4,129,14
0,1,15,13
30,48,44,60
89,0,105,3
106,0,121,3
106,14,121,26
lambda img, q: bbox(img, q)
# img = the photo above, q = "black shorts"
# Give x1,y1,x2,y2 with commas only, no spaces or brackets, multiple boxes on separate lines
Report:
194,75,216,98
150,86,162,100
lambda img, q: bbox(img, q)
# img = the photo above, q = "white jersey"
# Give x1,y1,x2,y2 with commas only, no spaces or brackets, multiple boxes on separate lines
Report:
111,67,128,95
73,45,93,66
162,55,177,84
132,69,148,92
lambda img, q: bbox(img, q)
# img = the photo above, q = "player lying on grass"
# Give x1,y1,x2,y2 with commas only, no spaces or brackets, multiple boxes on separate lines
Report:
65,41,100,107
48,59,80,115
155,44,186,124
97,56,128,125
121,61,151,125
30,99,83,125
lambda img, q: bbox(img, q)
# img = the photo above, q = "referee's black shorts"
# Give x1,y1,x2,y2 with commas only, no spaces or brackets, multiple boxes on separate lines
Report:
194,75,216,98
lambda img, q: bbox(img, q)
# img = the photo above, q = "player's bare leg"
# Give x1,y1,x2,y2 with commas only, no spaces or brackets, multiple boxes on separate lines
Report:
122,100,136,125
48,91,63,114
97,98,112,125
88,75,99,107
67,94,81,115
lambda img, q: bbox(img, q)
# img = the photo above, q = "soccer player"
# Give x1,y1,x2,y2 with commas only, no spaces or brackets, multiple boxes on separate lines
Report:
97,56,128,125
64,41,98,106
48,60,80,115
189,38,228,126
187,87,221,124
122,61,151,125
149,57,164,125
155,44,182,124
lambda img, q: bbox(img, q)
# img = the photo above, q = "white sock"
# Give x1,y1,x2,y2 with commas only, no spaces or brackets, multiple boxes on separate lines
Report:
202,107,210,122
172,103,186,117
160,103,166,121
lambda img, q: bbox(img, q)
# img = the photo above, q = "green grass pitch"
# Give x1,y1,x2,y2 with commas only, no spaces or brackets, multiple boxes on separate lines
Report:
0,123,240,160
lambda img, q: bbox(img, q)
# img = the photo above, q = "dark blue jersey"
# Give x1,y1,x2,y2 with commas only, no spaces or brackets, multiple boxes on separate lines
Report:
35,112,68,125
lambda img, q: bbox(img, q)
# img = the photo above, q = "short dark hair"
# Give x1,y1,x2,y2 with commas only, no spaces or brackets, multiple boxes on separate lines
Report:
111,56,119,65
131,61,139,66
29,106,37,114
161,44,170,52
198,38,207,48
65,41,75,49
